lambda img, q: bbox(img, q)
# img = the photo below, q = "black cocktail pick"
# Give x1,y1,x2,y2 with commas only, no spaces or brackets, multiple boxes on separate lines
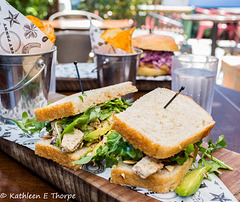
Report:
74,61,84,95
164,86,185,109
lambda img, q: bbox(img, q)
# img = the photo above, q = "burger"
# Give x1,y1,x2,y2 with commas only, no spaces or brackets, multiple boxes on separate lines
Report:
132,34,179,76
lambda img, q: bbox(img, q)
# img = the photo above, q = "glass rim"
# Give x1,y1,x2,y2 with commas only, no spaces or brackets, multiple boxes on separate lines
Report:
172,54,218,64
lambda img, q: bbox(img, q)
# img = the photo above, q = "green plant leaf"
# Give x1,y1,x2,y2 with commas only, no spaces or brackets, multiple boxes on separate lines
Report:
79,93,87,102
196,135,233,171
200,159,223,175
12,111,48,134
169,144,194,165
73,131,143,167
72,156,93,165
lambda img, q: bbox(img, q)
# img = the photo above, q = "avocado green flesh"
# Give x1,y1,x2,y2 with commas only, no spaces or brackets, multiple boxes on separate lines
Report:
175,165,212,196
83,125,111,142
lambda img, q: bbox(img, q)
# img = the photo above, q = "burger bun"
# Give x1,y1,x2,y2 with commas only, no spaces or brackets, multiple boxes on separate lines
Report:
137,64,170,77
133,34,179,52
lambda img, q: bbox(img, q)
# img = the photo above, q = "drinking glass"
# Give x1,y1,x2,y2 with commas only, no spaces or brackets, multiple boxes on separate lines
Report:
171,54,218,114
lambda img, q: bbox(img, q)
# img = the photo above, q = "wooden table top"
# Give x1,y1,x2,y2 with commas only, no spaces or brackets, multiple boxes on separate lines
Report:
1,85,240,201
44,19,134,31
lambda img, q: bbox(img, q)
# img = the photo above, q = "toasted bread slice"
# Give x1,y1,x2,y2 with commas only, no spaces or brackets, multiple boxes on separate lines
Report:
34,82,137,122
35,139,97,170
110,147,198,193
112,88,215,159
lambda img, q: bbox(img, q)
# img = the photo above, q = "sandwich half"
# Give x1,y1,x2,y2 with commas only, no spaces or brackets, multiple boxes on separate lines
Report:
34,82,137,170
111,88,215,193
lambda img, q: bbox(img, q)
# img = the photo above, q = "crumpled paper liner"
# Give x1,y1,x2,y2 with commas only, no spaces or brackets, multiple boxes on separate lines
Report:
0,0,53,54
89,20,130,55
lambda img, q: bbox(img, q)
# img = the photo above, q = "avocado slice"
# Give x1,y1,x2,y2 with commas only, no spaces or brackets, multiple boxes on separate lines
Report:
83,124,111,142
175,165,212,196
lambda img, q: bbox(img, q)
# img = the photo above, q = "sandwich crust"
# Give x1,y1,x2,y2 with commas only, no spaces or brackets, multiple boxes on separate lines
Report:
111,147,198,193
35,139,98,170
113,115,213,158
132,34,179,52
34,82,137,122
112,88,215,159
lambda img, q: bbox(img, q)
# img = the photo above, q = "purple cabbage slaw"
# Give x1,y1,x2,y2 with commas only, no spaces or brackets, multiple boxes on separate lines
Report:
139,51,174,69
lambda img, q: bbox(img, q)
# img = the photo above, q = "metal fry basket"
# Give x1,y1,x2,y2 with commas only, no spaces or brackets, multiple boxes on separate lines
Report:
0,47,56,123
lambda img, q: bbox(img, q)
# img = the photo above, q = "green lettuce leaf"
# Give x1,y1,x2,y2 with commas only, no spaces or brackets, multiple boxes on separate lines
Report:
73,131,143,167
12,111,48,134
196,135,233,171
169,144,194,165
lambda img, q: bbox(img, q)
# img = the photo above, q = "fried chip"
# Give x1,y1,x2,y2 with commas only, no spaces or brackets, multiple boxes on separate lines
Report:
26,15,44,29
100,27,136,53
100,28,123,40
41,24,56,44
26,15,56,44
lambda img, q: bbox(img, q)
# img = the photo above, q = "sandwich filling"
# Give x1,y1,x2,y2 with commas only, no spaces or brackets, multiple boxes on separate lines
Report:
73,130,196,179
140,50,174,70
44,98,132,153
14,98,132,154
129,143,196,179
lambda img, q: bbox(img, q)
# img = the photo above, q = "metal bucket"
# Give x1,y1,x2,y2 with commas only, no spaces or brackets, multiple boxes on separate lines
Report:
0,47,56,123
95,49,142,101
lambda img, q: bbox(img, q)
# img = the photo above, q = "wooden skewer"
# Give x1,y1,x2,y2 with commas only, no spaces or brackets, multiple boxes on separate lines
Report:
74,61,84,95
164,86,185,109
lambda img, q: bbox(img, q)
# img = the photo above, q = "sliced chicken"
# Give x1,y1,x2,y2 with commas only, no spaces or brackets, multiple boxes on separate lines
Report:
61,128,84,152
132,156,164,179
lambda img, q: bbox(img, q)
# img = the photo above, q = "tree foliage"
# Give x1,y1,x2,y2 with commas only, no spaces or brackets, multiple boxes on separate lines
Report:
77,0,147,19
6,0,54,20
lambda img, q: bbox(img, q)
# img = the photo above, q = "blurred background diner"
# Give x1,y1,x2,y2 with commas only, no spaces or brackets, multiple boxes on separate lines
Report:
6,0,240,92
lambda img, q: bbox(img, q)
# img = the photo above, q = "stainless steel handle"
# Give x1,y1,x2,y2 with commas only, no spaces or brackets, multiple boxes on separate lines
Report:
0,59,46,93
